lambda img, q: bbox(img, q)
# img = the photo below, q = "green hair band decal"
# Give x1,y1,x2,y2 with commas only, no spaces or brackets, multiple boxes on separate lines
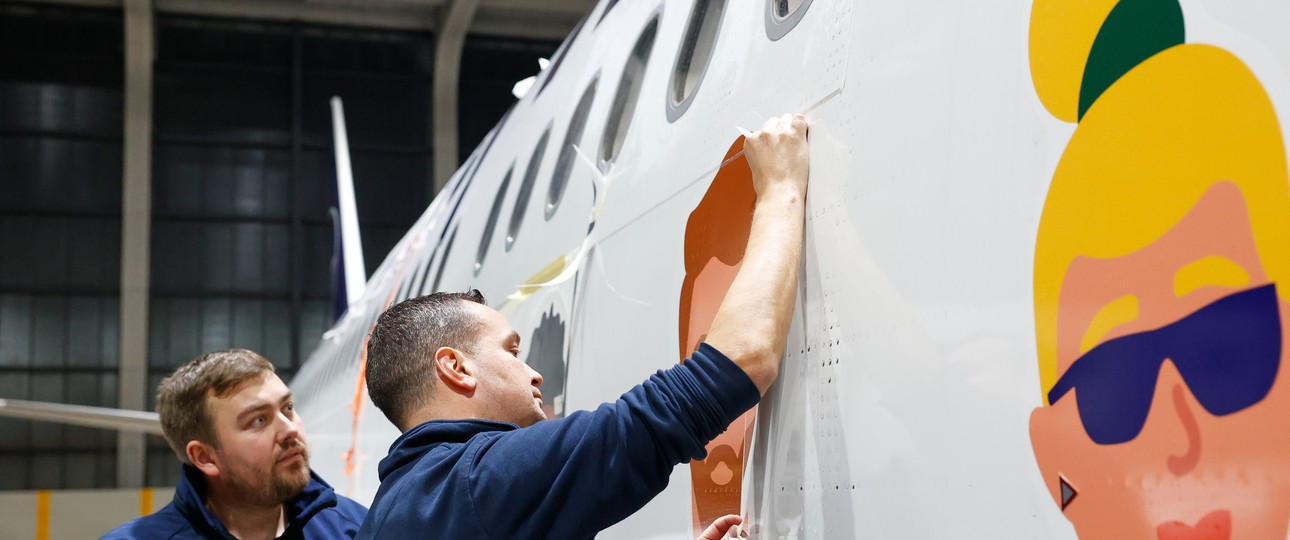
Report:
1079,0,1185,120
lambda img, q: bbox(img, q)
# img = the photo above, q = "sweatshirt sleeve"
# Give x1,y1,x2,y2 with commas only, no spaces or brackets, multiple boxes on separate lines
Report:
466,343,761,539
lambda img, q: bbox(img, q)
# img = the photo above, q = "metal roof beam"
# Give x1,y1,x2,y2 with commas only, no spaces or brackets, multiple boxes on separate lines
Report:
12,0,590,39
432,0,480,194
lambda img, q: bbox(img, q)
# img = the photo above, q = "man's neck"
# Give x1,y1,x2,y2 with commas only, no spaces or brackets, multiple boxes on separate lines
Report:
204,485,286,540
403,398,478,429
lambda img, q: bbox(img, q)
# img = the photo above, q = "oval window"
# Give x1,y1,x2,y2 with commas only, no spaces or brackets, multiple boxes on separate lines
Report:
766,0,813,40
537,13,588,96
474,164,514,275
666,0,728,122
596,0,622,26
436,113,506,286
429,226,458,294
507,125,552,251
545,77,598,220
600,16,659,168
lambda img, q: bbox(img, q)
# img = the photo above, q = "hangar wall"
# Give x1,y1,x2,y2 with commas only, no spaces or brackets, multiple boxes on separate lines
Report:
0,1,556,491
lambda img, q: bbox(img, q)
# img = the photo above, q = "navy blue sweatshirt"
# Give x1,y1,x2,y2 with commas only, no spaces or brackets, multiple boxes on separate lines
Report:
356,343,760,539
102,465,367,539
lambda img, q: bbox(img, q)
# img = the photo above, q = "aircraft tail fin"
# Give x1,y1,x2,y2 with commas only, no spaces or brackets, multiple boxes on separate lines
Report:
330,96,367,321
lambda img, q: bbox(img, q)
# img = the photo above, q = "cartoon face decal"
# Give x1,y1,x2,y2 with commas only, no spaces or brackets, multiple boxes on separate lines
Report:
1028,1,1290,538
679,137,758,535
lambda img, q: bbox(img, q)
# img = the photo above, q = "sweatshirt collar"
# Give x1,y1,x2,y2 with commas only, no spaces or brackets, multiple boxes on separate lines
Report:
377,419,517,481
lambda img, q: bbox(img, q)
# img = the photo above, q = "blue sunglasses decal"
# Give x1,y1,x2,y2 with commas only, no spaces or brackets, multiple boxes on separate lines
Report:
1048,284,1282,445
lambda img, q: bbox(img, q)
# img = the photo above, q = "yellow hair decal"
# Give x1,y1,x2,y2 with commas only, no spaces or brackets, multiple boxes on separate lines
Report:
1029,0,1120,122
1034,45,1290,402
1080,295,1139,355
1173,255,1251,299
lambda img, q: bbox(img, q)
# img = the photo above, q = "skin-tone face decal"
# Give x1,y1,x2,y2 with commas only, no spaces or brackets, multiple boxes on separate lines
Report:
679,138,759,535
1032,183,1290,539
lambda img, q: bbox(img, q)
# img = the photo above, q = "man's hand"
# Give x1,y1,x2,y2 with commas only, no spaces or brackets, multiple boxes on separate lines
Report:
697,514,744,540
743,113,810,199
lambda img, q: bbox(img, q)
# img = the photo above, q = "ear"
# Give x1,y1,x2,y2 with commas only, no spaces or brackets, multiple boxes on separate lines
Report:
434,346,477,395
187,440,221,478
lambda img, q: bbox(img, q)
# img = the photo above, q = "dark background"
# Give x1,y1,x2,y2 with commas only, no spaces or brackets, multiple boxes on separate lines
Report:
0,1,556,489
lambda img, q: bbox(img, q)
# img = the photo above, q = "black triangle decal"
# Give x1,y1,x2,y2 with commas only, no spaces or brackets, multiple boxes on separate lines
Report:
1059,475,1077,511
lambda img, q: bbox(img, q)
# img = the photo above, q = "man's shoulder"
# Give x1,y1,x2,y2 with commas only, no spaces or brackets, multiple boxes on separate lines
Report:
384,419,516,476
287,472,367,538
322,493,369,526
332,493,368,512
297,497,366,539
99,503,192,540
359,427,496,535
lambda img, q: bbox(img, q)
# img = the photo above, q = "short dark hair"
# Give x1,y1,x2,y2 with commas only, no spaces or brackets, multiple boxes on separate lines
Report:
156,349,276,464
366,290,487,429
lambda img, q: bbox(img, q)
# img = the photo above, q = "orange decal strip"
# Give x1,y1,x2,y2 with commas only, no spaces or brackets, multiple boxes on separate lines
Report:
342,247,414,495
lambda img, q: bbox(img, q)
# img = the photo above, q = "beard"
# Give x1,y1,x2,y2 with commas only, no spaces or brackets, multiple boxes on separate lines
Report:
224,441,312,507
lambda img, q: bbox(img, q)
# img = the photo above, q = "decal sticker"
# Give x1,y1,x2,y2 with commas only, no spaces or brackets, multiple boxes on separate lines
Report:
680,137,759,535
1028,1,1290,538
528,305,569,419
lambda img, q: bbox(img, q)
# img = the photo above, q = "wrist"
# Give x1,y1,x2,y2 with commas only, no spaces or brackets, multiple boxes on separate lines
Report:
756,182,805,205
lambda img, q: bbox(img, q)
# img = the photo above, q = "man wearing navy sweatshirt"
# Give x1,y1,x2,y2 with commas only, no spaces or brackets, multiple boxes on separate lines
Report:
358,113,810,540
103,349,367,539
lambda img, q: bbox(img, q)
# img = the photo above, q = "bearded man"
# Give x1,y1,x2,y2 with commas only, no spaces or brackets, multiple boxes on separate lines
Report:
103,349,367,539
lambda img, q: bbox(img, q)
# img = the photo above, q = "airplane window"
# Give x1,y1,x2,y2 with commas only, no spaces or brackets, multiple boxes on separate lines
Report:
429,226,458,293
507,125,552,251
538,13,589,96
546,77,598,220
766,0,813,40
429,114,505,289
774,0,808,17
412,246,436,296
596,0,622,26
601,16,659,168
475,163,514,274
667,0,728,122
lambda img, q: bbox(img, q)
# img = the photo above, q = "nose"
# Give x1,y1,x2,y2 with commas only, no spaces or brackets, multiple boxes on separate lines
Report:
531,367,544,389
277,410,302,442
1166,383,1202,476
1158,361,1202,476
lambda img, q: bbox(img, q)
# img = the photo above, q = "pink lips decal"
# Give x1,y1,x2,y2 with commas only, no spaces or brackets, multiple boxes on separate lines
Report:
1157,510,1231,540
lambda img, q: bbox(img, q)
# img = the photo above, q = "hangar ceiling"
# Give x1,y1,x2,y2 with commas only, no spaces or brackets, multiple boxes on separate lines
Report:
21,0,596,40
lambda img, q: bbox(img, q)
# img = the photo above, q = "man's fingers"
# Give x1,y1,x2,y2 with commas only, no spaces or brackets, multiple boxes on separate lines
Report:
697,514,744,540
791,113,809,134
713,514,741,528
760,114,778,132
751,113,809,140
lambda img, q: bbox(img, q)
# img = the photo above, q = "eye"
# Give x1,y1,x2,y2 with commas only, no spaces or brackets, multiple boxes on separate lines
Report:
250,415,266,428
285,401,295,413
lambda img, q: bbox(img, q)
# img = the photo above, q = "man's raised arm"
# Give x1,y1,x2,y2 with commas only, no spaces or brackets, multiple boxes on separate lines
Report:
704,113,810,395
